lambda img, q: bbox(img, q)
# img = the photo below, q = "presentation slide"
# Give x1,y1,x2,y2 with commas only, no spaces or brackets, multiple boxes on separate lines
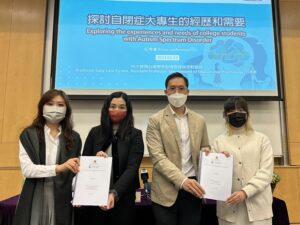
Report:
53,0,279,97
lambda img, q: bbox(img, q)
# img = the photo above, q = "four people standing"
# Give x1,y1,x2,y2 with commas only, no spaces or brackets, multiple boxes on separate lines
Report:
14,76,275,225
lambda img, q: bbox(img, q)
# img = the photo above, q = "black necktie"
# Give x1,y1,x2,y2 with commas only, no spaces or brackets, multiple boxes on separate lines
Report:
111,135,120,182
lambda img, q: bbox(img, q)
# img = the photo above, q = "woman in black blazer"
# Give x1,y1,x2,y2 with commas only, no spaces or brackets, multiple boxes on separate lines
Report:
78,91,144,225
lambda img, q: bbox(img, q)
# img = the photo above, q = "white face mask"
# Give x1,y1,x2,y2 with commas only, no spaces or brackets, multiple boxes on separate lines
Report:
167,92,187,108
43,105,66,124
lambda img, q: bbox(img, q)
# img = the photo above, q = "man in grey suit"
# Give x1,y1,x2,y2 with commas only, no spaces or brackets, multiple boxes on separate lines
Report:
146,72,210,225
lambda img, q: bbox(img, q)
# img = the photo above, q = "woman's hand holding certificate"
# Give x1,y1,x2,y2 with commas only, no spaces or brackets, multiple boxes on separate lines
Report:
198,152,233,201
72,156,112,206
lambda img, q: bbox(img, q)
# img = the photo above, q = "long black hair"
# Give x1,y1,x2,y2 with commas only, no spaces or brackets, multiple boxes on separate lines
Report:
29,89,74,150
100,91,134,150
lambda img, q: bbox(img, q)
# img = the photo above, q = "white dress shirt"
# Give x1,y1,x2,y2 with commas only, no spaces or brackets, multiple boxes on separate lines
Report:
19,125,61,178
170,105,195,178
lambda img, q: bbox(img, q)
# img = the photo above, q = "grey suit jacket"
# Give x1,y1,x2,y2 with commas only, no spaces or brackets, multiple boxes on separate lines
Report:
146,105,209,206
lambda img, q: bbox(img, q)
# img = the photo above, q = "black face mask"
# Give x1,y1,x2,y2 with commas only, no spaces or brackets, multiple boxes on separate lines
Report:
228,112,247,128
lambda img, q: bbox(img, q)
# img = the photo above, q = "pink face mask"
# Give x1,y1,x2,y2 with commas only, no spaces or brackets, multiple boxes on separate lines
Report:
109,110,127,124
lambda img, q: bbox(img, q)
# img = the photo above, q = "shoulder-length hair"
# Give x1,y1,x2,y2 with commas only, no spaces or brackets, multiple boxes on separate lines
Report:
29,89,74,150
100,91,134,150
223,96,253,134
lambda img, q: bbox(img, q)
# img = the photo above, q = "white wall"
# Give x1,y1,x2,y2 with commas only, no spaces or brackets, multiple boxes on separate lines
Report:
71,99,284,157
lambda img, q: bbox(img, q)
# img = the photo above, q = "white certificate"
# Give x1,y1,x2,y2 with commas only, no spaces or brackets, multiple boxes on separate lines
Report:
198,152,233,201
73,156,112,206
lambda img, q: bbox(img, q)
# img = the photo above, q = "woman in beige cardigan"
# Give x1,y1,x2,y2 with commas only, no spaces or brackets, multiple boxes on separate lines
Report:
213,96,274,225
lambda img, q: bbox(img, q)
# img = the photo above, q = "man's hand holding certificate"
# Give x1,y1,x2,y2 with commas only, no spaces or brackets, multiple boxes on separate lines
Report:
73,156,112,206
198,152,233,201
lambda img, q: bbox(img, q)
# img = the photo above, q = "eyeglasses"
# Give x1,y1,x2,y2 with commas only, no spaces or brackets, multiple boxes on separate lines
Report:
109,104,127,110
166,86,188,93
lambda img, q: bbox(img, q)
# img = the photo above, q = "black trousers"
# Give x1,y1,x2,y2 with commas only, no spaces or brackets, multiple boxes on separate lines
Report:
74,191,136,225
152,189,203,225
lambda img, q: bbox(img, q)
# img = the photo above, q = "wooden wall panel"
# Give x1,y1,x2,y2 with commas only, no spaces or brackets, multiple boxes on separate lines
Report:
274,167,300,223
0,0,46,168
289,143,300,166
0,0,47,200
0,143,19,167
0,169,22,200
280,0,300,165
2,0,46,143
281,35,300,142
0,0,12,142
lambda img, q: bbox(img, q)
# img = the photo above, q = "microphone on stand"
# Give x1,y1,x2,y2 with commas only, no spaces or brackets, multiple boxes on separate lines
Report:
140,168,150,198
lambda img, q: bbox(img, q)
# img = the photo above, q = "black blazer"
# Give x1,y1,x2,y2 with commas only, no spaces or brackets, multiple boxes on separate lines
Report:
82,125,144,199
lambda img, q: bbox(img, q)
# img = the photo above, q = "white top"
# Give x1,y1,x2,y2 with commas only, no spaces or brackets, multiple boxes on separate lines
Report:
19,125,62,178
213,128,273,222
169,105,195,177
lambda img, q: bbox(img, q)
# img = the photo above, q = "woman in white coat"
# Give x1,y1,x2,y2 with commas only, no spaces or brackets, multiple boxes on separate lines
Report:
213,96,274,225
